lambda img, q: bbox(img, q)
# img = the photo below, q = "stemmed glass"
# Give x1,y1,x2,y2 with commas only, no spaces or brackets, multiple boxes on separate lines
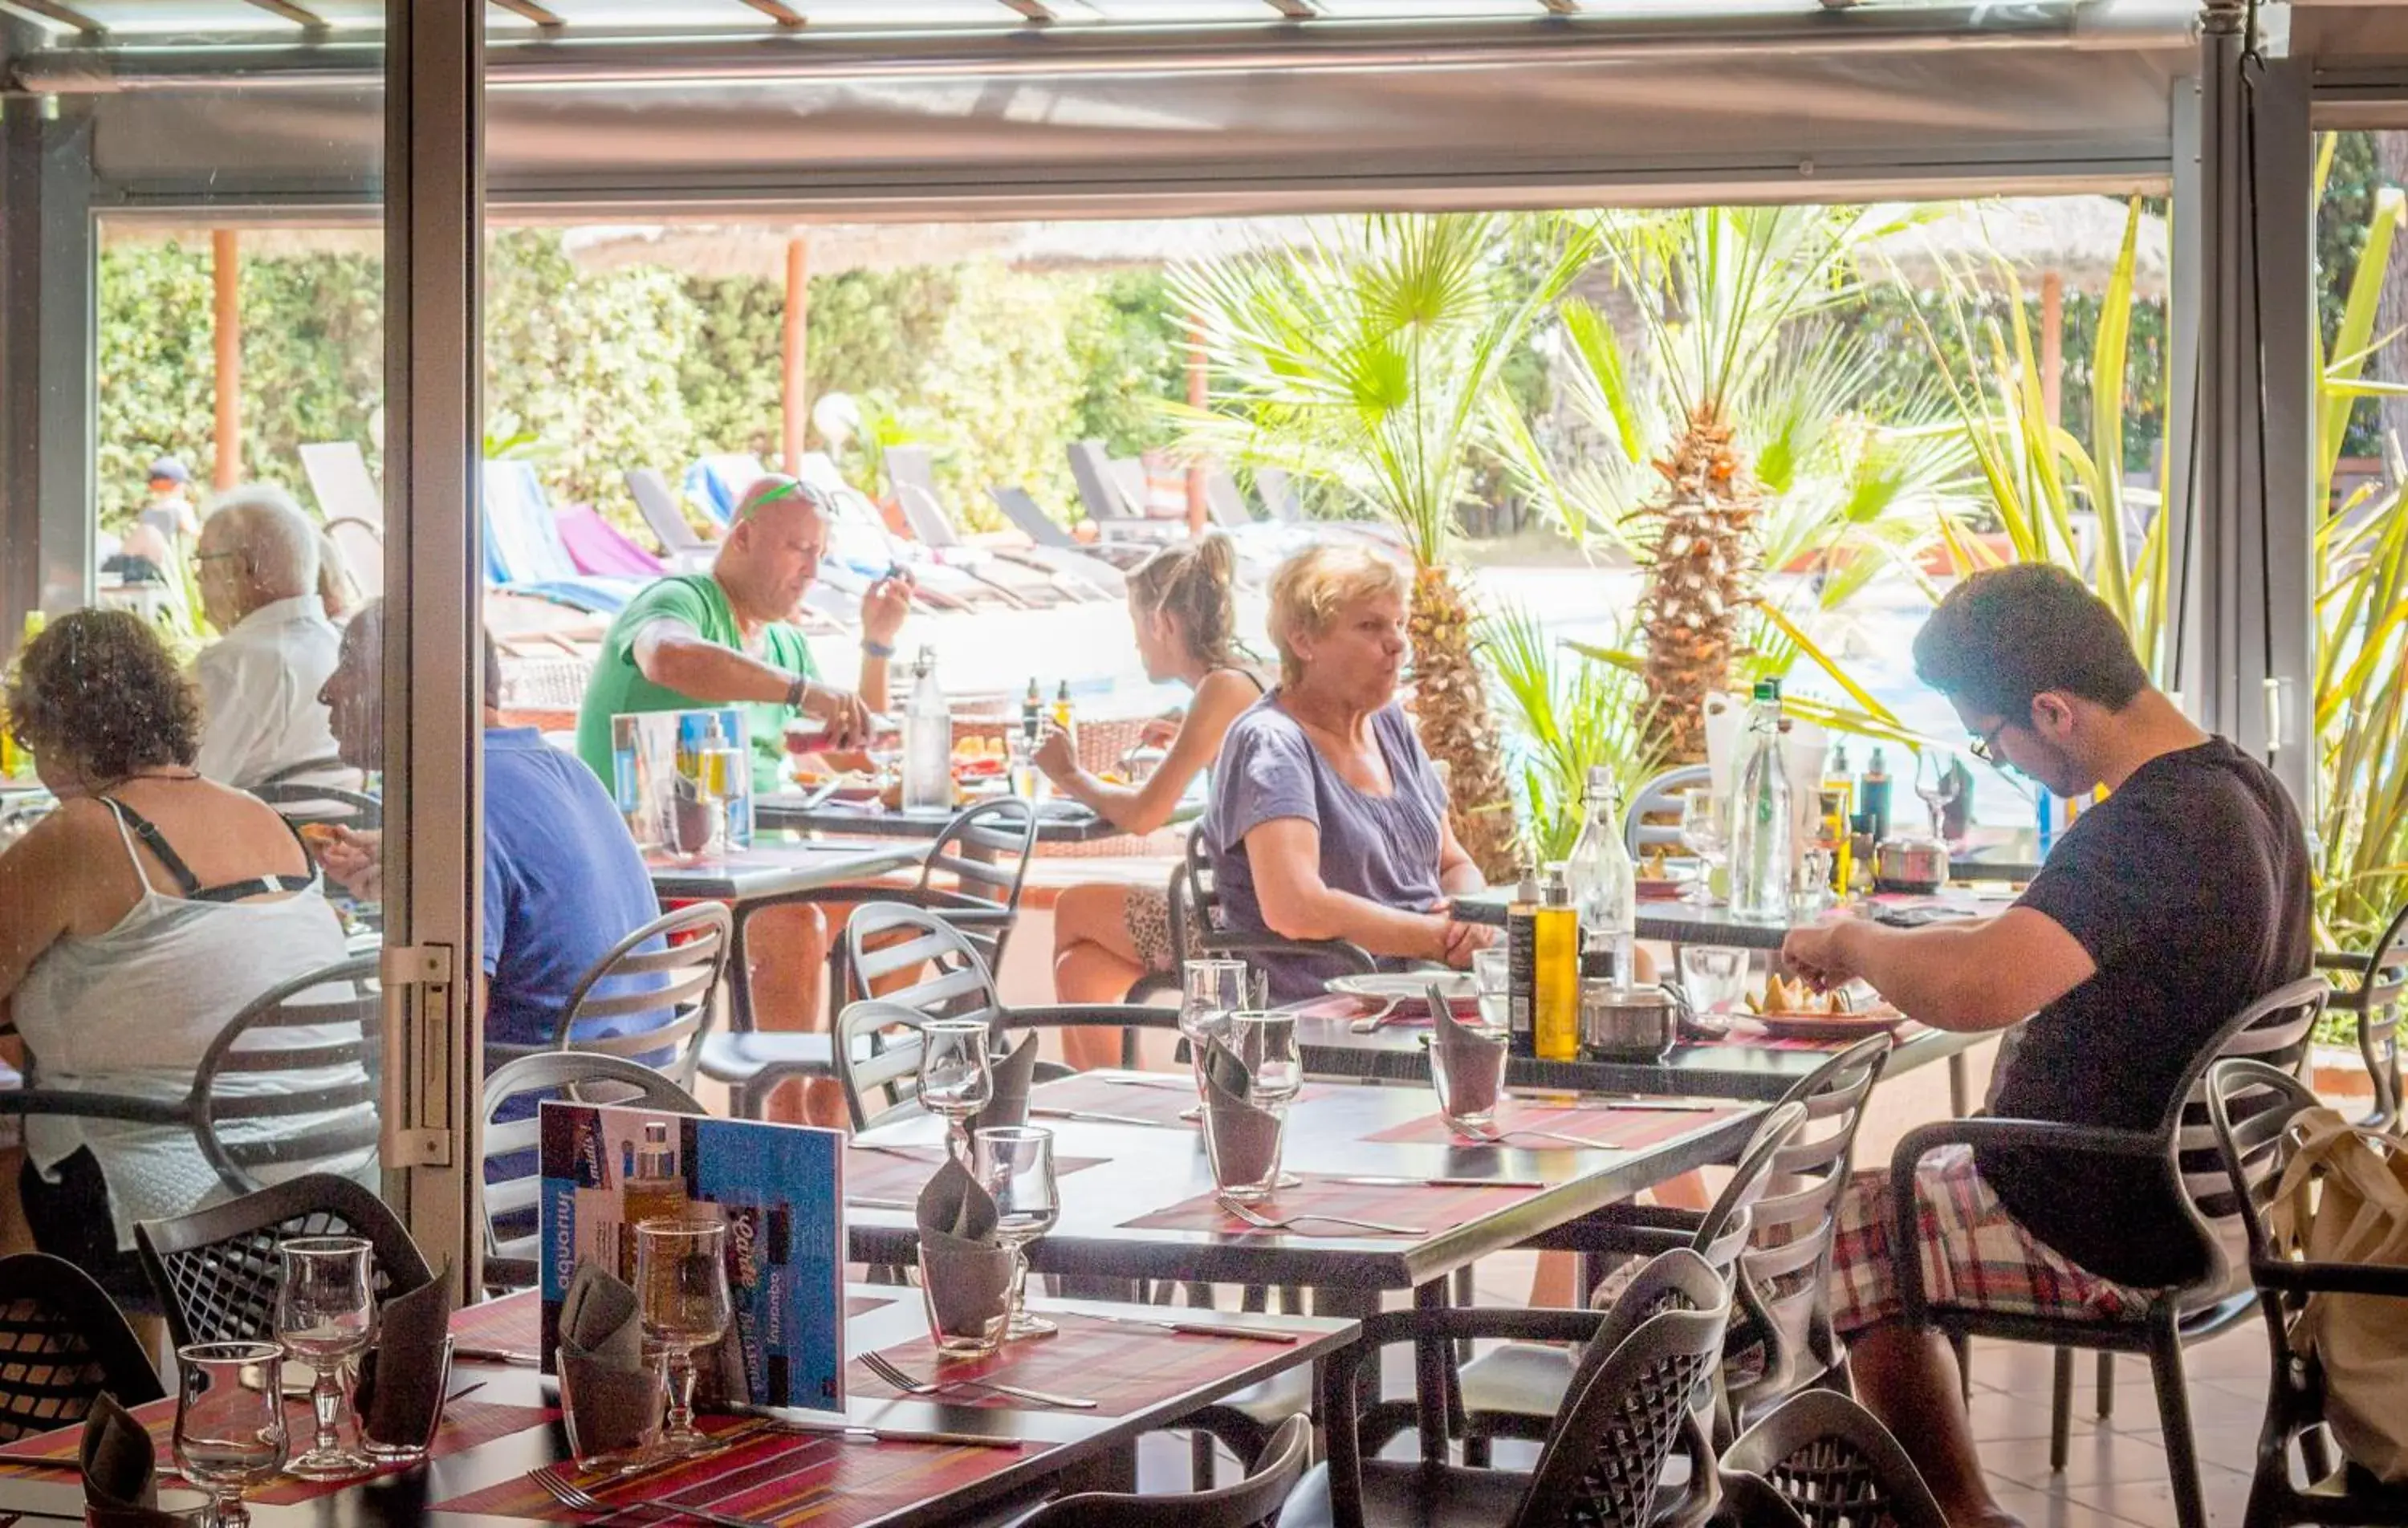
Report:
634,1217,734,1460
274,1236,376,1480
1679,792,1728,905
1178,959,1250,1120
917,1018,994,1157
1914,751,1962,843
173,1342,289,1528
971,1126,1061,1340
1226,1011,1304,1189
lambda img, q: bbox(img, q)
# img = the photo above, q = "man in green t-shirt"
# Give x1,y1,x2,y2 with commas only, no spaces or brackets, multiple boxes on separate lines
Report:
576,473,910,1124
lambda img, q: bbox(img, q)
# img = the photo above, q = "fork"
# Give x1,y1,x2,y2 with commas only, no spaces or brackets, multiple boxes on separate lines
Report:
1455,1123,1624,1151
530,1464,778,1528
1216,1195,1424,1236
859,1349,1096,1409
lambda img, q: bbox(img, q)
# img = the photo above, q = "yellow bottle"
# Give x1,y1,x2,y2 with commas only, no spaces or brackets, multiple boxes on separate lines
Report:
1533,868,1580,1063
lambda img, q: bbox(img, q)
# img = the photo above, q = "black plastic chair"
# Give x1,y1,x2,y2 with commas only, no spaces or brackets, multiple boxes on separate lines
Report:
1889,976,2328,1528
2206,1057,2408,1528
486,902,731,1088
0,1253,165,1443
1717,1389,1950,1528
479,1051,708,1290
697,797,1040,1117
1007,1413,1308,1528
133,1172,433,1351
1171,826,1377,981
1459,1037,1889,1453
1283,1249,1734,1528
2313,900,2407,1130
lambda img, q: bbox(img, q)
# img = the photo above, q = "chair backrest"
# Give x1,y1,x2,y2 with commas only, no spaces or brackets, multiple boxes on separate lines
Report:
1067,441,1141,524
1514,1250,1734,1528
190,954,384,1199
1202,470,1255,530
1719,1390,1950,1528
252,782,383,833
2166,976,2328,1295
556,502,668,579
627,466,713,555
1685,1102,1808,1280
2335,899,2408,1128
0,1253,165,1441
1016,1413,1310,1528
987,485,1080,550
883,446,958,543
913,797,1040,967
481,1052,706,1277
832,999,958,1133
135,1172,433,1350
482,459,582,585
1254,468,1304,524
299,441,384,530
1728,1036,1893,1422
1176,824,1376,981
685,453,769,526
324,517,384,600
547,902,731,1084
1623,764,1712,858
2203,1057,2326,1275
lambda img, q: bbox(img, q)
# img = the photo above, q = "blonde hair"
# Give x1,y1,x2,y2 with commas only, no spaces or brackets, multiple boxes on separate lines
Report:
1266,543,1408,687
1128,530,1239,671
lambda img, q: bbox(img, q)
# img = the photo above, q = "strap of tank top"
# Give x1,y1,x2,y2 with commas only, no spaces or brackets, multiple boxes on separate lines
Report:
1214,665,1268,697
100,796,204,896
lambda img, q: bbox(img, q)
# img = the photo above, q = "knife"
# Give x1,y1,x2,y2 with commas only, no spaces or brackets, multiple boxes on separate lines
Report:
1084,1313,1302,1344
1029,1107,1166,1128
737,1409,1027,1449
844,1197,916,1211
1335,1176,1548,1189
455,1345,540,1367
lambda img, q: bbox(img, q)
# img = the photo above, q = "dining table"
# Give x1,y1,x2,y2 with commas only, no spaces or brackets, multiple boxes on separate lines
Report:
0,1283,1353,1528
753,792,1201,845
643,839,926,904
1448,883,2021,949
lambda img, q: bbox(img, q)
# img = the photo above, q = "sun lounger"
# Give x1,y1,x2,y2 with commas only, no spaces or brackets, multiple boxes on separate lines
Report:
1066,441,1182,545
299,441,384,529
883,445,1126,604
1255,467,1306,524
482,460,648,614
324,517,384,601
626,467,719,570
556,502,669,579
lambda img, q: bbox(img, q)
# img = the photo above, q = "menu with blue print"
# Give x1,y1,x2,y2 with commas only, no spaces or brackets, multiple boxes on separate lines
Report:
539,1101,844,1412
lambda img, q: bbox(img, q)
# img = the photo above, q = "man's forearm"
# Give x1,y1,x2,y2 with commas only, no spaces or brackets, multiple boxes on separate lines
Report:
1831,919,2021,1032
643,639,796,705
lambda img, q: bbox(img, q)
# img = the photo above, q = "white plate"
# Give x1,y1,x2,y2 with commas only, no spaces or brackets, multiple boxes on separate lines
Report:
1325,972,1475,1002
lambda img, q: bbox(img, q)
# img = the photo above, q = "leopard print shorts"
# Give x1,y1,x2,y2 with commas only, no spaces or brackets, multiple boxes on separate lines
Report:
1121,881,1206,974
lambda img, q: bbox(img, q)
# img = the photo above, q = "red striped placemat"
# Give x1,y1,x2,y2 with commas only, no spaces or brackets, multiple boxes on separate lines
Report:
451,1289,894,1361
1121,1173,1541,1236
844,1144,1100,1205
0,1396,551,1502
850,1311,1276,1417
433,1418,1023,1527
1027,1073,1328,1128
1362,1099,1743,1149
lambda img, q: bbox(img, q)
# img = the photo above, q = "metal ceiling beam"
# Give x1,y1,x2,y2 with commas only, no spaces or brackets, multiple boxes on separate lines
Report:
487,0,563,27
0,1,101,34
738,0,805,24
243,0,327,24
999,1,1056,21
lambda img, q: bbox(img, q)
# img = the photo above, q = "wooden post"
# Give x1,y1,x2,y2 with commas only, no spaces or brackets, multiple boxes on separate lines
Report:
213,227,242,490
1186,317,1208,535
2040,269,2064,431
782,234,809,478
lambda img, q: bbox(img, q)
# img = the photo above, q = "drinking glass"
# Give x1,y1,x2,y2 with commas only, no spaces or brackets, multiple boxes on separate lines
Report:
634,1218,734,1459
1679,792,1728,905
274,1236,376,1480
1678,945,1751,1017
1914,751,1962,843
917,1018,994,1156
173,1342,288,1528
1470,947,1511,1032
971,1126,1061,1340
1178,958,1251,1120
1226,1011,1304,1189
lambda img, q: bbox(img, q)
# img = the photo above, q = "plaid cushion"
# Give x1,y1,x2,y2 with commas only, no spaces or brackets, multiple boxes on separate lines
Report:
1828,1144,2144,1334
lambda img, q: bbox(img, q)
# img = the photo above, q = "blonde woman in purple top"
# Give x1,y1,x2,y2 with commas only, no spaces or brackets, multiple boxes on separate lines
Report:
1203,545,1494,1002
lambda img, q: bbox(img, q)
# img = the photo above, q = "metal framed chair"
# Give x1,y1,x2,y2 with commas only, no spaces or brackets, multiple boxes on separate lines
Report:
1621,763,1711,860
1283,1249,1733,1528
250,779,383,833
1717,1390,1950,1528
2312,900,2407,1129
1889,977,2328,1528
698,798,1039,1118
2206,1058,2408,1528
1007,1414,1308,1528
1170,826,1377,981
133,1172,432,1351
0,1253,165,1442
487,902,730,1088
480,1051,707,1290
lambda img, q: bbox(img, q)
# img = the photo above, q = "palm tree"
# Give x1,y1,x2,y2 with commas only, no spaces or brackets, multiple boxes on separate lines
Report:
1170,213,1590,880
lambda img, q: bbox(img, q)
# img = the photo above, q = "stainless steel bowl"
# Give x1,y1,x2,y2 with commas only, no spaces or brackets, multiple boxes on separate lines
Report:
1873,835,1950,894
1578,982,1678,1061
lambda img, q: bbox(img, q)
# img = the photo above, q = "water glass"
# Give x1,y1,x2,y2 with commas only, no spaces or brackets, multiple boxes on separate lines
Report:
972,1126,1060,1340
1430,1029,1507,1129
173,1343,288,1528
917,1018,994,1154
1179,959,1250,1053
635,1218,734,1459
1202,1096,1289,1201
1678,945,1751,1017
274,1236,376,1480
1470,947,1511,1032
1792,847,1835,916
1679,792,1729,905
1224,1012,1302,1107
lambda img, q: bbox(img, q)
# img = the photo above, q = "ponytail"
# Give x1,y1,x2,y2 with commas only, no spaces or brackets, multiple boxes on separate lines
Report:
1131,530,1240,673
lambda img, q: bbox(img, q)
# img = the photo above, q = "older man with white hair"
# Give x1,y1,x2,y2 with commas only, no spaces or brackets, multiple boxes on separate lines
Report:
192,484,347,787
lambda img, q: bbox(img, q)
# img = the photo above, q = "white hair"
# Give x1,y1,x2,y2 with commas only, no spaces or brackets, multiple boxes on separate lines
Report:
205,483,320,597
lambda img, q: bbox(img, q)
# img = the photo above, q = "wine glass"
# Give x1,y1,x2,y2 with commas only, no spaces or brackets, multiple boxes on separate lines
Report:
1914,751,1962,843
1178,959,1250,1120
972,1126,1060,1340
274,1236,376,1480
634,1218,734,1459
1679,791,1728,905
917,1018,994,1156
173,1342,289,1528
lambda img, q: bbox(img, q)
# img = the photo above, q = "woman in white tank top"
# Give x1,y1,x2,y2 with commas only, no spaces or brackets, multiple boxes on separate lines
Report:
0,612,354,1297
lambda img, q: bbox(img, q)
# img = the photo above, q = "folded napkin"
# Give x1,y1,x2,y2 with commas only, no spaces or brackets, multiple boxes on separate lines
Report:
557,1262,661,1459
82,1393,199,1528
916,1155,1013,1340
968,1031,1039,1133
1429,981,1505,1121
1198,1036,1280,1189
356,1270,454,1453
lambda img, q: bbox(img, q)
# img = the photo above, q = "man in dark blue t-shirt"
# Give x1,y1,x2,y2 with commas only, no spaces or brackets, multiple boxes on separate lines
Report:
1781,565,2310,1528
314,602,666,1057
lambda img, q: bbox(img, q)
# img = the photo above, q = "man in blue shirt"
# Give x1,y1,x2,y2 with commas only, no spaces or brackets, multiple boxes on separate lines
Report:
312,601,665,1056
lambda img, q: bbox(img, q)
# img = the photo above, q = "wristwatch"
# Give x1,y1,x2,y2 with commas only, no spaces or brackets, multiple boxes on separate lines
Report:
785,675,811,712
860,638,897,660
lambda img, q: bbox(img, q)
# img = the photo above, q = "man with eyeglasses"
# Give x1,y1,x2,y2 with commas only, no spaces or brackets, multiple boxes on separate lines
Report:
1784,563,2310,1528
190,485,349,789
